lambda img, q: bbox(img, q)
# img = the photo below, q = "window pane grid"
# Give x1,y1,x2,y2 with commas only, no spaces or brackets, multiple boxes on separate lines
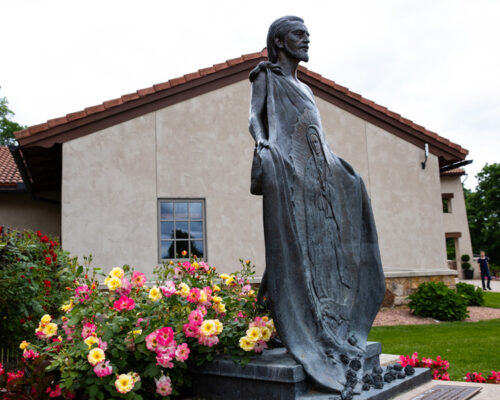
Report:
159,200,205,260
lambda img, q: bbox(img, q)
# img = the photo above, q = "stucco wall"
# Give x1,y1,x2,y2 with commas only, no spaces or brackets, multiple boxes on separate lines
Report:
0,193,61,237
317,98,448,273
440,175,474,275
62,114,158,273
62,79,451,277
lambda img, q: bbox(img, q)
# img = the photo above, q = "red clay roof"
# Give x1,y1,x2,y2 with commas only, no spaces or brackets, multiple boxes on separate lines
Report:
14,48,468,157
0,147,22,186
440,168,466,176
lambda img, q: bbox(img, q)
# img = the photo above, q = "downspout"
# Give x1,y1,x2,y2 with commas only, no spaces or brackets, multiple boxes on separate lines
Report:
8,144,60,204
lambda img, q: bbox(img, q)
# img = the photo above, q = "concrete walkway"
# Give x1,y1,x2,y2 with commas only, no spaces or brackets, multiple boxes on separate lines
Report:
458,279,500,292
393,379,500,399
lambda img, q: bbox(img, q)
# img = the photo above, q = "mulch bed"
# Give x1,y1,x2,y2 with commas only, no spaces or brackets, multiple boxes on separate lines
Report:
373,307,500,326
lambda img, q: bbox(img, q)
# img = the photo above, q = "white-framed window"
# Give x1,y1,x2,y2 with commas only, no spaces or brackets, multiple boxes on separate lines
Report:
158,199,206,261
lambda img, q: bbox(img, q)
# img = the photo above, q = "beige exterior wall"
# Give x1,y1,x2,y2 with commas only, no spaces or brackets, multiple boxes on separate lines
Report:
0,193,61,237
62,114,158,273
62,79,452,277
440,175,474,276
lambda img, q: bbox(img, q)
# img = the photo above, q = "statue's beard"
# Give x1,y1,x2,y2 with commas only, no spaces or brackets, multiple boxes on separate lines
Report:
284,44,309,63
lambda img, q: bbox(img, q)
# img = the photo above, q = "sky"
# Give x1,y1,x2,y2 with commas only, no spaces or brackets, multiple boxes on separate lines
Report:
1,0,499,189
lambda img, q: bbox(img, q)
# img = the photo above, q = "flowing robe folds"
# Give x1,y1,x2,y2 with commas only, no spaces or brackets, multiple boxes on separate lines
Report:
249,62,385,393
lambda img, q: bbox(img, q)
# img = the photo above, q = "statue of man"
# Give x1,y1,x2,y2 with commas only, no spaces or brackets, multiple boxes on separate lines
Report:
248,16,386,395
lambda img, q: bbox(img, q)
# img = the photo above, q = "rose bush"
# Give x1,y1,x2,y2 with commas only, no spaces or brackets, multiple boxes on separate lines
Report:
3,255,275,399
0,227,75,349
466,370,500,384
399,352,450,380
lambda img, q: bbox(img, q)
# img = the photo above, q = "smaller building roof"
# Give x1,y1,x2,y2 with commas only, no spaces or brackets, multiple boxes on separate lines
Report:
0,146,22,187
440,168,466,177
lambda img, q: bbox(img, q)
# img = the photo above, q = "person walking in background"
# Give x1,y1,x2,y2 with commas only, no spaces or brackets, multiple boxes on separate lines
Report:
478,251,492,290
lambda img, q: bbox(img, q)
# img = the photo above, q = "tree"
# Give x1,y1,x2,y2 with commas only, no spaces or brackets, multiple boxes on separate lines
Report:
0,88,25,145
464,163,500,263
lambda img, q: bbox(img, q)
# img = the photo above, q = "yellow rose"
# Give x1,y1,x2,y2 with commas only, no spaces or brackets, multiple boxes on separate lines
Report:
266,319,275,331
178,282,190,297
200,320,217,337
84,336,99,349
109,267,125,279
192,261,199,269
88,348,105,366
106,276,122,291
261,327,272,341
115,373,134,394
214,319,223,335
224,276,235,285
40,314,51,325
216,303,226,314
212,284,221,292
149,286,162,302
19,340,30,350
198,291,207,303
61,299,75,312
132,329,142,338
212,296,222,304
42,322,58,338
262,316,269,322
219,274,230,280
239,336,255,352
246,327,262,342
248,289,255,297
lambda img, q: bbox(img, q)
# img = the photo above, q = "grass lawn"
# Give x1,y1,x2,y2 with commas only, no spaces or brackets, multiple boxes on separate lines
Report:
368,319,500,381
484,291,500,308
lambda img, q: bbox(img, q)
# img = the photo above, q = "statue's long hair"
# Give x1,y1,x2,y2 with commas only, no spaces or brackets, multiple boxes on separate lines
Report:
267,16,304,63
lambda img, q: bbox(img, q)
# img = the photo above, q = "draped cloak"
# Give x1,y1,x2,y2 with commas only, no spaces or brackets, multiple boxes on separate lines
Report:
249,62,386,393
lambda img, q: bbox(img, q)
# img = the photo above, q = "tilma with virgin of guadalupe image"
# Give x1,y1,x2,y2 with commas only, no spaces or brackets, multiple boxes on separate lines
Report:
248,15,386,395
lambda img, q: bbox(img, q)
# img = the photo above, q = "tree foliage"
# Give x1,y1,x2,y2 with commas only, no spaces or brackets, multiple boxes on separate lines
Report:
464,163,500,262
0,88,25,145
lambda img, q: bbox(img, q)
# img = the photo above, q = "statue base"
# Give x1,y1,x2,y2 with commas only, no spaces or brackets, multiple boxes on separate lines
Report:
191,343,431,400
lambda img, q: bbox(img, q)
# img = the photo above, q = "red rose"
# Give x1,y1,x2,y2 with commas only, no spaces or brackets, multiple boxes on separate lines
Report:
45,256,52,265
44,280,52,288
20,318,25,324
20,275,25,278
37,230,42,237
41,235,49,243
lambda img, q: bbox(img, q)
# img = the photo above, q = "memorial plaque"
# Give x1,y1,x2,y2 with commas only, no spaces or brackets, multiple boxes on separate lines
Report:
411,384,481,400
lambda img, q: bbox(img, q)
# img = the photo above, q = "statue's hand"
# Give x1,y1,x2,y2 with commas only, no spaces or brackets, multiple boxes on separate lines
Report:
257,138,270,149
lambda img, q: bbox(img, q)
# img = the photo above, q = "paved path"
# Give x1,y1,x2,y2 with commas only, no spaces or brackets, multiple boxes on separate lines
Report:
394,379,500,399
458,279,500,292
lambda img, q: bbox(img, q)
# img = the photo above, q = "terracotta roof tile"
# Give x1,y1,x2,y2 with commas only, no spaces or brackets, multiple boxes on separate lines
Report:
153,82,171,91
85,104,106,115
121,92,140,103
0,147,22,186
29,122,49,134
102,98,123,109
184,71,201,81
137,87,156,97
13,49,468,158
168,76,187,87
213,62,229,72
198,66,216,76
441,168,465,176
47,116,68,128
226,56,244,66
66,110,88,121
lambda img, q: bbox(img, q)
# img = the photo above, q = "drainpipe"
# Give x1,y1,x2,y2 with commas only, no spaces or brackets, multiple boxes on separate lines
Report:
8,144,60,204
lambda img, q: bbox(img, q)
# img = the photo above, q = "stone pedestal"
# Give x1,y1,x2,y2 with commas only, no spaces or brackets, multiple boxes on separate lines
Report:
191,342,431,399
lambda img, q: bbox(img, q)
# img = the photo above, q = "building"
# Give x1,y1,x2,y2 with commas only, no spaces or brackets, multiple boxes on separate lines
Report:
7,50,473,304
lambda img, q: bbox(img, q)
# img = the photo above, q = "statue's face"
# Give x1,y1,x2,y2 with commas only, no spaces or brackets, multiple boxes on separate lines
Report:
310,134,321,155
280,21,310,62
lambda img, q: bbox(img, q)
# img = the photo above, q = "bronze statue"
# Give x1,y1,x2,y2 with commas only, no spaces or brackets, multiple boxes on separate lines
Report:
249,16,385,396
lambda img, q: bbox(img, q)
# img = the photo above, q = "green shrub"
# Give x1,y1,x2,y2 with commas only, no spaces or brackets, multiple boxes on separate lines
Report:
461,254,471,270
0,227,75,348
456,282,485,306
408,282,469,321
